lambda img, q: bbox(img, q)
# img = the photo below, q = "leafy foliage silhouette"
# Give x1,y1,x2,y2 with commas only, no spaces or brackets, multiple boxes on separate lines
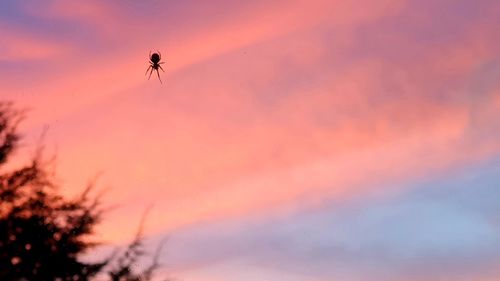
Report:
0,102,168,281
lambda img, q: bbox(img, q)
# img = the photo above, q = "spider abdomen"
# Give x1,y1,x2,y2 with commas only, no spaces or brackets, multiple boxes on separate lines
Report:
150,53,161,63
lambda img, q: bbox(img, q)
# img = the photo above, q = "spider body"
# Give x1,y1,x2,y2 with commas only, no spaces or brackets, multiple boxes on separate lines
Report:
150,53,160,64
146,51,165,83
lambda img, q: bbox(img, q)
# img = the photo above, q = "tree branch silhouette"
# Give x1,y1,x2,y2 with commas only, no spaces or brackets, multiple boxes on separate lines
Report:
0,102,169,281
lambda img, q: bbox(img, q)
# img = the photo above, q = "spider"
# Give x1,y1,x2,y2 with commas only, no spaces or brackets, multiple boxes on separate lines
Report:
145,51,165,83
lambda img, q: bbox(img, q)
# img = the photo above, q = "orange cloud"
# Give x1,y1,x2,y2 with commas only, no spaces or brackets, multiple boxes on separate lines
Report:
23,0,119,35
10,0,404,129
76,57,491,243
49,29,500,243
4,0,499,245
0,24,67,61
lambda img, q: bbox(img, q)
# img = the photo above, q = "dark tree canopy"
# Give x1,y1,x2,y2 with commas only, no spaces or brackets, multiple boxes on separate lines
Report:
0,102,166,281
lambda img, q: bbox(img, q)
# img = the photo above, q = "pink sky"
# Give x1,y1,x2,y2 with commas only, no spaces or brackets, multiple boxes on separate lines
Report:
2,0,500,280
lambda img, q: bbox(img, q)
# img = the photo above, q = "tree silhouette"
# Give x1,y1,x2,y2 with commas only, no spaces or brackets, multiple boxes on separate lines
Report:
0,102,167,281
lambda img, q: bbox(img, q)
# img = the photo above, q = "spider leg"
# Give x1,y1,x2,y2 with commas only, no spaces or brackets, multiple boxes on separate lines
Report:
145,65,152,76
148,67,154,80
156,69,163,84
158,51,161,60
159,65,165,72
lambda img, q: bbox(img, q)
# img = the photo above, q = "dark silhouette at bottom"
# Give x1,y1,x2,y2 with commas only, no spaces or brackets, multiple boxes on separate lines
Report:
0,102,169,281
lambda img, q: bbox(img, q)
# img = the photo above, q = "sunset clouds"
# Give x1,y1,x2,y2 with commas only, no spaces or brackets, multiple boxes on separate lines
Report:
1,0,500,280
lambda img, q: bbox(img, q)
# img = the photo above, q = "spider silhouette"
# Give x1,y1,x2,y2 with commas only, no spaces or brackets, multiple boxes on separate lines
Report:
146,51,165,83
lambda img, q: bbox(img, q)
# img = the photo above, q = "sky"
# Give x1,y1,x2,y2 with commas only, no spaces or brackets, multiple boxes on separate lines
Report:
1,0,500,280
